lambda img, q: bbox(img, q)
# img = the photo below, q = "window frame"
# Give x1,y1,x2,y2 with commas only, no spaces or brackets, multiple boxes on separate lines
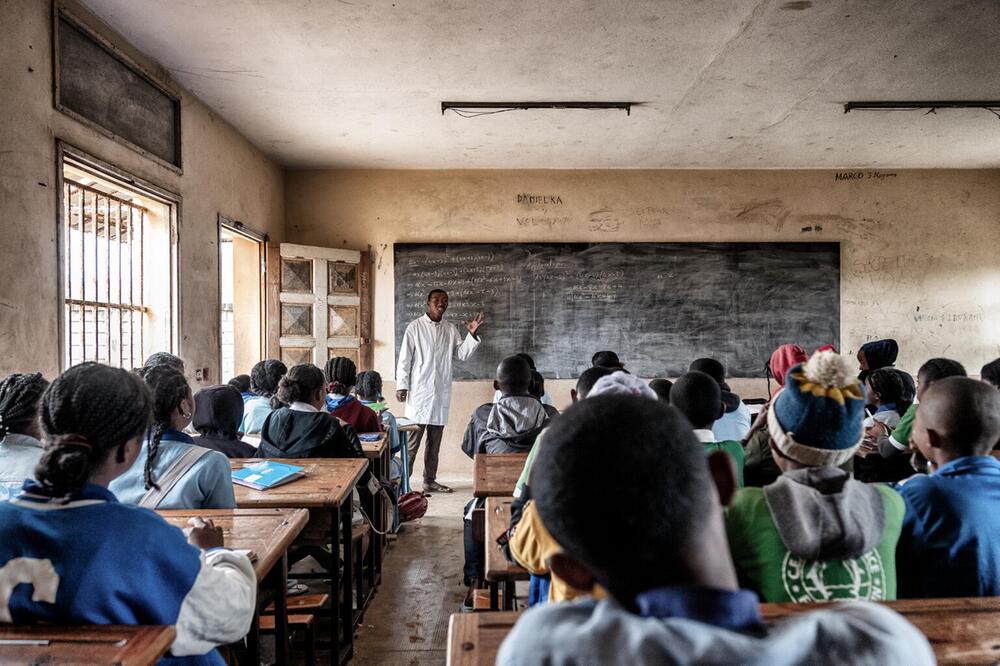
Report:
56,142,181,371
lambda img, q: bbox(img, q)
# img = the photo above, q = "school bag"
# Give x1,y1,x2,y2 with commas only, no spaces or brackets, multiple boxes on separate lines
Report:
398,490,428,523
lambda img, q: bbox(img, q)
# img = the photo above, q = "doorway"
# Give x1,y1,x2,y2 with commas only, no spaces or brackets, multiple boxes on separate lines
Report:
219,216,266,382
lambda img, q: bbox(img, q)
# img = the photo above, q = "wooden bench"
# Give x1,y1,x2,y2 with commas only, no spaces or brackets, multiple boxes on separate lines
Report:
473,453,528,498
484,497,529,611
0,625,175,665
447,598,1000,665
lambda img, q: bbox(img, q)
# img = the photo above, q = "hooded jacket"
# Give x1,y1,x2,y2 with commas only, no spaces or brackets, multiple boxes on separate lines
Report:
257,406,365,461
191,385,256,459
460,395,556,458
725,467,904,603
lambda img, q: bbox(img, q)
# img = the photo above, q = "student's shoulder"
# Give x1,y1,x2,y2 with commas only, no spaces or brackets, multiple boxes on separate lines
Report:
497,598,605,663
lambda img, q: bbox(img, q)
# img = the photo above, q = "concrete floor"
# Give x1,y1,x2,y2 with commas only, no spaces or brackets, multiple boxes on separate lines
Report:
352,480,471,665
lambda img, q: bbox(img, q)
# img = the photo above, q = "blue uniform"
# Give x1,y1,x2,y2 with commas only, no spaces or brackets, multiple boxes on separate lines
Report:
0,481,256,664
897,456,1000,597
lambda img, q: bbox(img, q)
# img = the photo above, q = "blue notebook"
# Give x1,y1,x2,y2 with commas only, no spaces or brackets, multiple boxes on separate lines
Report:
232,461,305,490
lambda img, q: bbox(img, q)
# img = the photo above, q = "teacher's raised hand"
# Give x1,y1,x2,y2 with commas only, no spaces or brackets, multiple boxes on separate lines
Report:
465,312,486,338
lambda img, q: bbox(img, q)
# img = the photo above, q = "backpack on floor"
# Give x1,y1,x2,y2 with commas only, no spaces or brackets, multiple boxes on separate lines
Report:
398,491,428,523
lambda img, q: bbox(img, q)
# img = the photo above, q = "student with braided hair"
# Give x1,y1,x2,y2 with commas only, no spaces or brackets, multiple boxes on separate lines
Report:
0,362,256,665
110,364,235,509
0,373,49,500
240,359,287,435
324,356,380,433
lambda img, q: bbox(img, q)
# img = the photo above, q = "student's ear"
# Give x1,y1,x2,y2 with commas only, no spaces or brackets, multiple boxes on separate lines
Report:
548,551,595,592
707,450,737,507
926,427,945,450
570,389,578,404
717,401,726,420
314,387,326,405
493,379,501,391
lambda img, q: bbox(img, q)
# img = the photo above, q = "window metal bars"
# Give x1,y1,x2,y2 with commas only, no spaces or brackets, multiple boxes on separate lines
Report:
63,179,147,369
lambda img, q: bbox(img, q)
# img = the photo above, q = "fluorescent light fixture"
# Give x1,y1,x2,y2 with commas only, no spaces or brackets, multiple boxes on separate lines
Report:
845,100,1000,115
442,101,636,116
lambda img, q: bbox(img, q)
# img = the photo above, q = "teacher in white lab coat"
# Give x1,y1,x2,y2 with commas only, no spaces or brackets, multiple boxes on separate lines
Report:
395,289,485,493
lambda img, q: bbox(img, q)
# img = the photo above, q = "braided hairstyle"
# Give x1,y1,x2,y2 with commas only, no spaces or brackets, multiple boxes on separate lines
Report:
143,351,185,372
35,363,151,497
324,356,358,396
136,363,192,490
867,367,914,414
250,359,287,397
0,373,49,440
275,364,326,407
355,371,383,401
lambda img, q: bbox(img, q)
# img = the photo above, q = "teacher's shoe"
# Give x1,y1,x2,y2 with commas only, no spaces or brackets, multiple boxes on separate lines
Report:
424,481,453,493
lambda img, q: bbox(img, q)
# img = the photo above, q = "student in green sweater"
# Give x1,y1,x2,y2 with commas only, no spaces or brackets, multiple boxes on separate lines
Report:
723,350,904,603
671,371,745,487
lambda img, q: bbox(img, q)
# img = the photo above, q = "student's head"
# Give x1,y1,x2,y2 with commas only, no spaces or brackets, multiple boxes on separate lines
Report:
768,344,808,388
912,377,1000,468
670,371,724,430
426,289,449,320
515,352,537,370
494,355,532,397
767,350,866,471
589,371,658,400
591,351,623,370
276,364,326,409
857,339,899,372
0,373,49,441
529,370,545,400
35,363,151,496
571,366,615,403
250,359,287,397
143,352,185,373
980,358,1000,390
689,358,726,385
532,395,736,604
228,374,251,394
648,378,673,402
356,370,383,402
916,357,967,401
866,367,913,412
324,356,358,396
192,384,244,440
136,363,194,490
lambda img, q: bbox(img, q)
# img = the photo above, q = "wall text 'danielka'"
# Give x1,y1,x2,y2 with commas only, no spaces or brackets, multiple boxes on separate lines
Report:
516,194,564,205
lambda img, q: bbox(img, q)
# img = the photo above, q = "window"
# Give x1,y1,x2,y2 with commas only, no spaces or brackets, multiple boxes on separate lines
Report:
60,148,178,369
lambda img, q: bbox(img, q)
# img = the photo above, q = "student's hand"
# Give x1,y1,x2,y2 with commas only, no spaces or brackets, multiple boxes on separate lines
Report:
465,312,486,337
185,517,224,550
396,389,408,403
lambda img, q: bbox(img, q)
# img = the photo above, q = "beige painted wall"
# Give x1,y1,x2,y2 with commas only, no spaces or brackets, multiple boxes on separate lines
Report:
0,0,284,383
285,168,1000,481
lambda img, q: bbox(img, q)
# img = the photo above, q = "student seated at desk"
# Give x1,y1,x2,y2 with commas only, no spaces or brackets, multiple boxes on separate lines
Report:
854,368,915,483
670,371,745,487
190,385,256,459
357,370,402,460
724,351,904,603
110,365,235,510
240,359,287,436
0,363,256,666
492,352,555,406
227,374,253,402
324,356,381,433
498,394,932,665
880,358,967,463
0,373,49,501
689,358,752,442
896,377,1000,597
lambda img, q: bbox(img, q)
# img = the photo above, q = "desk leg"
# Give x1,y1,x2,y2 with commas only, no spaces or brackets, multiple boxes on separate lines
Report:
339,503,354,665
399,432,411,494
273,551,289,666
489,582,499,610
329,506,342,666
246,607,260,666
503,581,516,611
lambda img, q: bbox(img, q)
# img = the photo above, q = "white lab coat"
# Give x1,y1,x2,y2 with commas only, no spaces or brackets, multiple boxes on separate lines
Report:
396,314,481,425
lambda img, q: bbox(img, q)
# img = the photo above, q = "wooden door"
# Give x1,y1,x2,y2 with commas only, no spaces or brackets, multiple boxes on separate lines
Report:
266,243,372,370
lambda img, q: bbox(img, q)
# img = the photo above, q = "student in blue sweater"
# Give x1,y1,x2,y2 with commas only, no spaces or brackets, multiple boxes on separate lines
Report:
0,363,255,665
110,364,235,509
0,373,49,501
897,376,1000,597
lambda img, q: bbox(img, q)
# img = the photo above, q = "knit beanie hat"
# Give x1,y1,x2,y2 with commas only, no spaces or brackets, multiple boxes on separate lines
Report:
768,350,866,466
589,371,657,400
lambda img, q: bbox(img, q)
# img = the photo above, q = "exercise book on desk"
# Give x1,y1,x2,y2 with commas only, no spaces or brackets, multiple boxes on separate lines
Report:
232,461,305,490
358,433,383,442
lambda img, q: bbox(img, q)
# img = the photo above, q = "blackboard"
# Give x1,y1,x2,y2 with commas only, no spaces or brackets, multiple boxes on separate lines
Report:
394,243,840,379
56,14,181,168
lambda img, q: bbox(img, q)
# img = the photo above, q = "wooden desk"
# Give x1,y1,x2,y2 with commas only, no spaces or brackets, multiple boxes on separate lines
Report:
473,453,528,498
484,498,529,611
447,598,1000,665
0,625,175,665
360,434,389,602
231,458,368,665
396,421,419,493
158,508,309,666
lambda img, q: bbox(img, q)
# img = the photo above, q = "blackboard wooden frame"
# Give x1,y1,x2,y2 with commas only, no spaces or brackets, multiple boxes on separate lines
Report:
394,242,841,380
52,5,183,173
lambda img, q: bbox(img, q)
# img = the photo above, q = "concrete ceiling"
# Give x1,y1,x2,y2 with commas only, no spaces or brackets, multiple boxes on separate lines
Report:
82,0,1000,169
